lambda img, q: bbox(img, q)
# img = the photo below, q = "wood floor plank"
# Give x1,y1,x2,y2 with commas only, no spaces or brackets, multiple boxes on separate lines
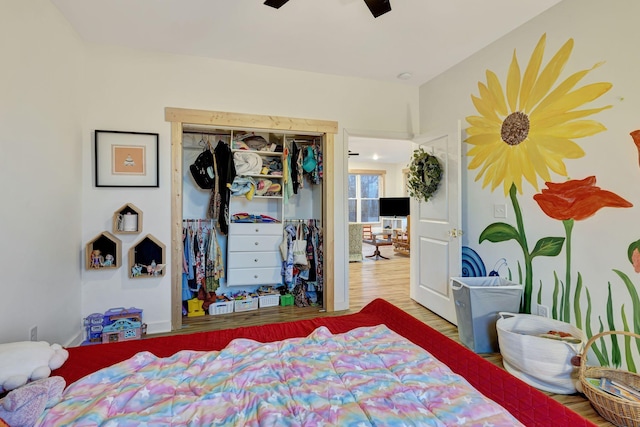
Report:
171,245,612,426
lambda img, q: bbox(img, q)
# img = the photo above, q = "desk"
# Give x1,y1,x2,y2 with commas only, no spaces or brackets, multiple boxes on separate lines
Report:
364,231,393,260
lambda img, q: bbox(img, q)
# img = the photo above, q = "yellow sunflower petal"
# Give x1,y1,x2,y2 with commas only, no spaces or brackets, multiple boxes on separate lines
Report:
541,152,568,176
466,114,502,128
531,62,604,116
531,106,612,128
471,94,500,123
519,33,547,111
537,83,613,116
524,38,574,112
466,133,502,146
486,70,508,116
515,145,538,190
522,140,552,182
468,143,504,170
531,135,586,159
506,149,523,193
535,120,607,138
506,50,521,112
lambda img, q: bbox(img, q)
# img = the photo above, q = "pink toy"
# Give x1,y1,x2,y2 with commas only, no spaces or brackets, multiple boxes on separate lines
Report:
0,376,65,427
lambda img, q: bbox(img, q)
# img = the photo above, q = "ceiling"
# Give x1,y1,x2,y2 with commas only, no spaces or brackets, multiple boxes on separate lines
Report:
49,0,562,162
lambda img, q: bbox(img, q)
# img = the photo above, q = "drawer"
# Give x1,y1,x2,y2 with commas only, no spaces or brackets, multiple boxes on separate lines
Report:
227,251,281,269
226,267,282,286
228,235,281,252
229,222,282,236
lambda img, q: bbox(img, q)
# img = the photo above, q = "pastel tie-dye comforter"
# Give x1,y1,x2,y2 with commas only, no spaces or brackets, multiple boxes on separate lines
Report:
37,325,523,426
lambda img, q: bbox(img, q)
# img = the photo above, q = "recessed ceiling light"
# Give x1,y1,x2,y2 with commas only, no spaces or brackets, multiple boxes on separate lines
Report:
397,72,412,80
372,153,379,160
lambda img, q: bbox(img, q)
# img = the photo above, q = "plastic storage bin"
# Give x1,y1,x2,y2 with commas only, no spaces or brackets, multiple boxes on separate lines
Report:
451,276,523,353
280,294,294,306
234,298,259,312
208,300,234,316
259,294,280,308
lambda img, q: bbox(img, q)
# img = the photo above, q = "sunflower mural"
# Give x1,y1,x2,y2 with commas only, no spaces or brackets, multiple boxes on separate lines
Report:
466,33,616,315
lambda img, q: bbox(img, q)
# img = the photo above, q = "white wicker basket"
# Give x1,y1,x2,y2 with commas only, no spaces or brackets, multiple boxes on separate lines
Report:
259,294,280,308
234,298,258,312
208,300,234,316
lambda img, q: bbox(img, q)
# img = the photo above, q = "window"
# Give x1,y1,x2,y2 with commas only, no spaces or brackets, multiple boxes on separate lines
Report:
348,170,385,222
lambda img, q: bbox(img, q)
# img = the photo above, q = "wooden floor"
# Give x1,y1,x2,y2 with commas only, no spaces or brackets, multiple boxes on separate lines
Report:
177,245,612,426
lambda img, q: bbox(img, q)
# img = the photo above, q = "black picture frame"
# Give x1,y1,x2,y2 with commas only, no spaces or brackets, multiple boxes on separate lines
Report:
95,130,159,187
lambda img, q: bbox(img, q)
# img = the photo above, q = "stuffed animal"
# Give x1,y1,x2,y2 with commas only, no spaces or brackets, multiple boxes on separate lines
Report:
0,376,65,427
0,342,68,393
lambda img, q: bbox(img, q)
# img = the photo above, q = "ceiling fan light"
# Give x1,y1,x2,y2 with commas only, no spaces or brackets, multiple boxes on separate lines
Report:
264,0,290,9
363,0,391,18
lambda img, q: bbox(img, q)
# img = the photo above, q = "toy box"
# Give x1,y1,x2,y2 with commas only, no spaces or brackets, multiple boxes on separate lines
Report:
83,307,146,345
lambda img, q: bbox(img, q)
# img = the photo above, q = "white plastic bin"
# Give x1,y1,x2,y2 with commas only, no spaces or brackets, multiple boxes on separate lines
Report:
451,276,523,353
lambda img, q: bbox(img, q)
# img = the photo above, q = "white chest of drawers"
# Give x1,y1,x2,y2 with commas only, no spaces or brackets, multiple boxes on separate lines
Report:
226,222,283,286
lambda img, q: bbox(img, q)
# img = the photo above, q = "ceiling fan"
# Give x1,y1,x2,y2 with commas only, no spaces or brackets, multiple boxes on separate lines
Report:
348,150,360,156
264,0,391,18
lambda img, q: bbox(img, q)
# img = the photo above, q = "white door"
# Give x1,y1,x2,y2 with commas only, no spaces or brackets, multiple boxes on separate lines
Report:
410,122,462,325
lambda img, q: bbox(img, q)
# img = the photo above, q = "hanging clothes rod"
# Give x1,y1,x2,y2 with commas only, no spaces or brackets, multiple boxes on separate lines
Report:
182,130,230,136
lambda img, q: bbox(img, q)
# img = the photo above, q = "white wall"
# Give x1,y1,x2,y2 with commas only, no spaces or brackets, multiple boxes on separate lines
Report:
79,44,419,335
420,0,640,348
0,0,83,344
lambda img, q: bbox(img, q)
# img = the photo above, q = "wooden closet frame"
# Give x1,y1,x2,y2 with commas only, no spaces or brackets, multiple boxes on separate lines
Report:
165,107,338,331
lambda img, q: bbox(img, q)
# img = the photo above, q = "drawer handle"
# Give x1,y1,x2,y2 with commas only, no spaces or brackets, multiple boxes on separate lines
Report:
254,242,259,246
255,228,259,233
254,275,258,279
254,259,258,263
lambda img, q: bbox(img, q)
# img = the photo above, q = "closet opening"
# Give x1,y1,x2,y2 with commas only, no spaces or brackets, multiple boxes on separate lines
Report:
166,108,337,331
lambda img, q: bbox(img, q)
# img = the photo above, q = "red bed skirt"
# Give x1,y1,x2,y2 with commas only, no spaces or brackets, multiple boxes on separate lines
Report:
54,299,595,426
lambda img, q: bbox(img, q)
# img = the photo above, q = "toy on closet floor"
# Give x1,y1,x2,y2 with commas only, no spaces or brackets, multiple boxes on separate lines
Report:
82,307,146,345
0,342,68,393
0,376,65,427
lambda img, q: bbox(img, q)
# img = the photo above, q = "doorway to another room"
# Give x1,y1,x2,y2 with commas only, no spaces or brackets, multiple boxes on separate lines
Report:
347,134,414,308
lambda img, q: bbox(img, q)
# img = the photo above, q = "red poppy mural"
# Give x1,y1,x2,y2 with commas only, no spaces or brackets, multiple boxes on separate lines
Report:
534,176,633,221
534,176,632,324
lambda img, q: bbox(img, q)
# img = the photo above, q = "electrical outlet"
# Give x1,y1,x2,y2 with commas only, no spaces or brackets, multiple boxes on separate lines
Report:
538,304,549,318
493,204,507,218
29,326,37,341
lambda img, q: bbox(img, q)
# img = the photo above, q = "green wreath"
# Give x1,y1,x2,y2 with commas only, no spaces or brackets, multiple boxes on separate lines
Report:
407,148,443,202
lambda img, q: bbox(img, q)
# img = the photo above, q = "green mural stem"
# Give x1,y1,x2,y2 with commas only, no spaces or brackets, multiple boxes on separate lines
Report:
509,184,532,313
562,219,574,323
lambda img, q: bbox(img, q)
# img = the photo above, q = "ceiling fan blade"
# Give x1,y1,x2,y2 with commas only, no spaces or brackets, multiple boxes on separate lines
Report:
363,0,391,18
264,0,290,9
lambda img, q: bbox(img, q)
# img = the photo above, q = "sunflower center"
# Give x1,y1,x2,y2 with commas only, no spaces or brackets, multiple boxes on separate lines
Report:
501,112,530,146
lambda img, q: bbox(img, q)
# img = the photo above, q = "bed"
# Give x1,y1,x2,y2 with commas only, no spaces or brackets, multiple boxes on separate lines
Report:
44,299,595,426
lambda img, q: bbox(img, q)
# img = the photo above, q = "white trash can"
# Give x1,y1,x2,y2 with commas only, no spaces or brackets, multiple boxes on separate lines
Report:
451,276,523,353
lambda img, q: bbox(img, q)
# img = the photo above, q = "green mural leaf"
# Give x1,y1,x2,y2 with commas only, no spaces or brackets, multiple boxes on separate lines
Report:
530,236,565,259
621,306,637,373
607,282,621,368
613,269,640,356
574,273,583,329
598,317,611,366
586,288,606,365
479,222,521,245
552,271,560,320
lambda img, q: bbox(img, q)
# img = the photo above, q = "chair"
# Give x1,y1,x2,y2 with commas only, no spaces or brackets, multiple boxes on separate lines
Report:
348,223,364,262
362,224,393,260
392,215,410,256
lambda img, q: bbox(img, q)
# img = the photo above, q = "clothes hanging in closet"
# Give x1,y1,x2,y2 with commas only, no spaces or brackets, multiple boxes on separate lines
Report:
210,140,236,235
182,220,224,302
281,220,323,303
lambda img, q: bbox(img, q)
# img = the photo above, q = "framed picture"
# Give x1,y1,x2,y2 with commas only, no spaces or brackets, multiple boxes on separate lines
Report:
95,130,159,187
